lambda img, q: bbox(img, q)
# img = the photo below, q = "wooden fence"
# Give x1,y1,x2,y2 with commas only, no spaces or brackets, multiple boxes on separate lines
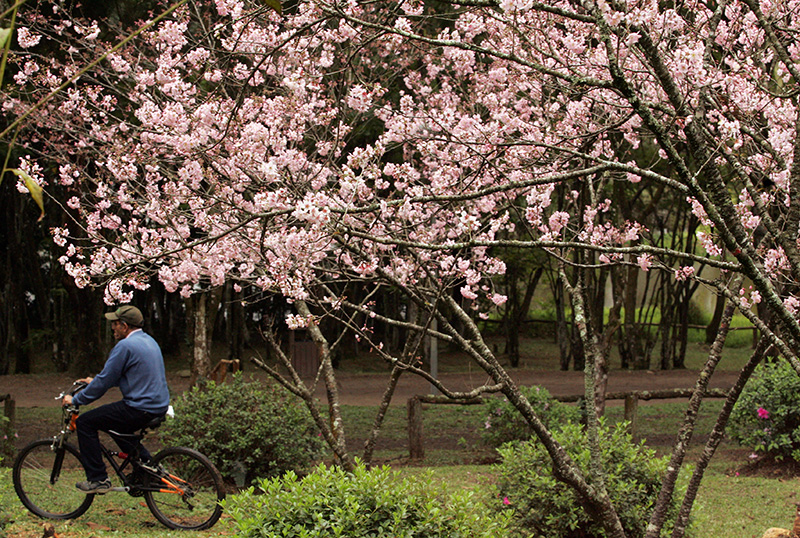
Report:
407,388,729,460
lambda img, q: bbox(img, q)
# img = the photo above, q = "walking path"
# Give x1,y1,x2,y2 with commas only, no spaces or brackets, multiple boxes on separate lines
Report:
0,367,740,408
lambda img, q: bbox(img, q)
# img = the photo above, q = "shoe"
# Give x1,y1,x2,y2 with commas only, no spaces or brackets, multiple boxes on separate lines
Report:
75,478,113,494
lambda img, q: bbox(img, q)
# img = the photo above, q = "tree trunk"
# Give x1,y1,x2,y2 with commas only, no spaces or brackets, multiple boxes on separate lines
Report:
68,286,104,375
504,266,543,368
295,300,354,470
555,283,572,371
186,288,224,385
192,294,210,382
705,293,726,345
11,296,31,374
229,286,245,362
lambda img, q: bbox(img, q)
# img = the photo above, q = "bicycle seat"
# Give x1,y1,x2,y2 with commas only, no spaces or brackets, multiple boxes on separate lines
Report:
143,414,166,430
108,414,166,439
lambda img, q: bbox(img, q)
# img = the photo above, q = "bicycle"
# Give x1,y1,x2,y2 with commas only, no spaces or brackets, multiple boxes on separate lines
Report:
12,382,225,530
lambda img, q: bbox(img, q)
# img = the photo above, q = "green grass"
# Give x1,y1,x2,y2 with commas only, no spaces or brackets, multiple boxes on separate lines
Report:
692,461,800,538
3,398,796,538
0,471,234,537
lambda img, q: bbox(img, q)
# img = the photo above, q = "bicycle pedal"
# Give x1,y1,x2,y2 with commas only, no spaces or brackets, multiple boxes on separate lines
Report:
108,486,129,493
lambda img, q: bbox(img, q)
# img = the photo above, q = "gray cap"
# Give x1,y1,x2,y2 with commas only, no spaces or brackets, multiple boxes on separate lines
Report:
104,305,144,327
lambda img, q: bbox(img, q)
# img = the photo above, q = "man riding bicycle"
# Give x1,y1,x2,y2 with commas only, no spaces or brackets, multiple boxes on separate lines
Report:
61,305,170,494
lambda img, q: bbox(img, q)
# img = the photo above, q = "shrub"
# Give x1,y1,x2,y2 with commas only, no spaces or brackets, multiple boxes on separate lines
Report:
224,462,511,538
482,385,580,448
496,419,687,538
729,360,800,460
0,462,16,532
161,374,324,484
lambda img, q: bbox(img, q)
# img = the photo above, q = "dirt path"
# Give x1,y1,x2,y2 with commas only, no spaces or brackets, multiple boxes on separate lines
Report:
0,367,740,408
1,367,742,460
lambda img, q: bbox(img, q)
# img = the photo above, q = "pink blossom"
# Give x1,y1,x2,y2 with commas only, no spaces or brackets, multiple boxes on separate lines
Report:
346,85,374,113
490,293,507,306
674,266,695,281
460,286,478,300
757,407,769,419
697,231,722,257
16,27,41,48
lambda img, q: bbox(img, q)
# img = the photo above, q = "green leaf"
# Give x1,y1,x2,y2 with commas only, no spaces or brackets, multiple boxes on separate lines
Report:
0,27,11,48
9,168,45,220
262,0,282,14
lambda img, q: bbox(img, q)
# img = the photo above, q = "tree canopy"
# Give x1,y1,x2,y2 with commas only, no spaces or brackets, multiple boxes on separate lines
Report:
4,0,800,536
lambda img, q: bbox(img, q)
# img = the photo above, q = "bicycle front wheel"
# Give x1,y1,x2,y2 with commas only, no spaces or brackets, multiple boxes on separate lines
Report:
13,439,94,520
144,446,225,530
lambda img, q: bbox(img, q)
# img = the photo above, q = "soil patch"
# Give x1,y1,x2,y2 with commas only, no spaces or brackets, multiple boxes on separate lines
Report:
733,454,800,479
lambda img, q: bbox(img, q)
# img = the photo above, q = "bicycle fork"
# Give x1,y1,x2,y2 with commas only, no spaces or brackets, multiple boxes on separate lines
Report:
48,434,70,486
49,446,66,486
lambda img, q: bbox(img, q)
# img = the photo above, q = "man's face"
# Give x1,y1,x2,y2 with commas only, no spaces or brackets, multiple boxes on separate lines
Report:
111,320,129,340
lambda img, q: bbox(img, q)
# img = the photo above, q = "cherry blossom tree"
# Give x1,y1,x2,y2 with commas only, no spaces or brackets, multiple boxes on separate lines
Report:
5,0,800,536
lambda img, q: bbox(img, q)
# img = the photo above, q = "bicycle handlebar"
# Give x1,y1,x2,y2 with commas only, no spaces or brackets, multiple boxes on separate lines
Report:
56,381,88,404
69,381,89,396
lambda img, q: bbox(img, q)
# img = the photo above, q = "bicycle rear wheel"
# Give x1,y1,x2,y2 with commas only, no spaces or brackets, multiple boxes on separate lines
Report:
13,439,94,519
144,446,225,530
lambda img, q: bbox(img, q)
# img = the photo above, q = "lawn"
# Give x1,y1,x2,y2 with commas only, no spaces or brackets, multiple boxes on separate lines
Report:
3,398,798,538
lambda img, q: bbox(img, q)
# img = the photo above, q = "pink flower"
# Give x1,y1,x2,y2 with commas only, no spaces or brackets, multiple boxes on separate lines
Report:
675,266,695,281
757,407,769,419
637,254,652,272
502,496,511,505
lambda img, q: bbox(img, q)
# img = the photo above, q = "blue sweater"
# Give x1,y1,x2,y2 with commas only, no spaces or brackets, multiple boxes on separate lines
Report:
73,330,170,414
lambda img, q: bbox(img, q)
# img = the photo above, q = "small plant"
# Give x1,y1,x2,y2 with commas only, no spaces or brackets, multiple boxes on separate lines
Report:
482,385,580,448
496,419,688,538
729,359,800,461
0,414,13,465
0,460,15,532
224,461,511,537
161,374,324,484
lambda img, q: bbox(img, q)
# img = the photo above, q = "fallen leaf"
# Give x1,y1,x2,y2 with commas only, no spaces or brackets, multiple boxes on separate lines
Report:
105,509,127,516
86,522,112,531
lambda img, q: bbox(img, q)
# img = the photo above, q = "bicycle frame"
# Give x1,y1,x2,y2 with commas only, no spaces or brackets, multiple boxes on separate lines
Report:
100,443,188,497
53,401,185,498
16,383,224,531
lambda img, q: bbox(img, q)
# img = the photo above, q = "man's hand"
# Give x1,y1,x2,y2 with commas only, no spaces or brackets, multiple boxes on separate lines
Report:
61,377,91,407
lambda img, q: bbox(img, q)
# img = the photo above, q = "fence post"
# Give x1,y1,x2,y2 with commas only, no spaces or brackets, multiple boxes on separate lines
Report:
408,396,424,460
624,394,638,437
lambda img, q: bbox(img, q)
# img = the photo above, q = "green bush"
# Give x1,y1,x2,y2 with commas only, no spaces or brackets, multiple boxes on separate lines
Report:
0,462,15,532
482,385,580,448
496,419,687,538
161,374,324,484
729,360,800,460
224,462,511,538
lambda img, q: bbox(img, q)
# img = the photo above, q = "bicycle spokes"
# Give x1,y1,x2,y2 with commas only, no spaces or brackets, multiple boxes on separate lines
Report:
143,447,224,530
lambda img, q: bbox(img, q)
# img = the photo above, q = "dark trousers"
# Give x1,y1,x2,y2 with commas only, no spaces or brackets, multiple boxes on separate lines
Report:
75,400,159,482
